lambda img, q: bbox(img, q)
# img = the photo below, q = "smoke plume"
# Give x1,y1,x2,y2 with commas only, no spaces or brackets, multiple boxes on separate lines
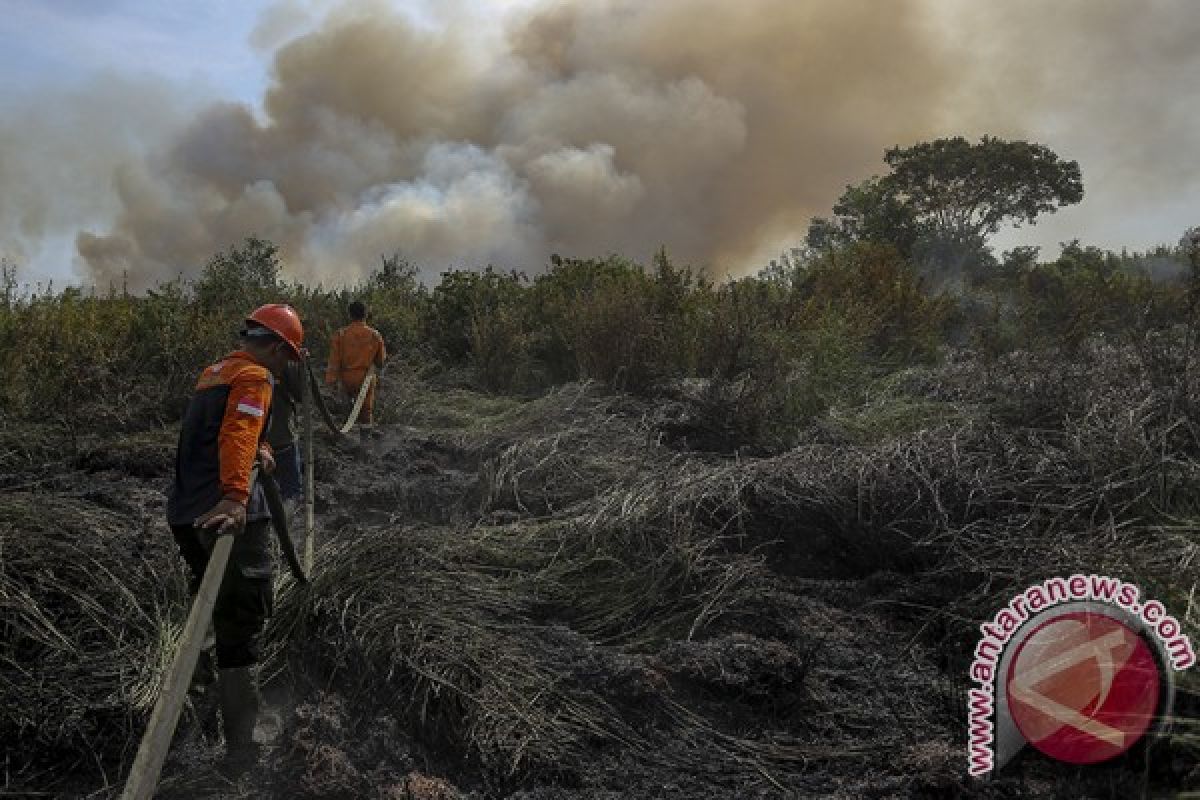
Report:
61,0,949,286
0,76,193,281
7,0,1199,288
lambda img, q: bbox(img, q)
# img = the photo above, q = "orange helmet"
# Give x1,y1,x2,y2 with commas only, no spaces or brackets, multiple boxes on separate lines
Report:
245,303,304,358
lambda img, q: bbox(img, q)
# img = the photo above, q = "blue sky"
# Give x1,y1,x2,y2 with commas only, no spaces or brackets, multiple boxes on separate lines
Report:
0,0,272,105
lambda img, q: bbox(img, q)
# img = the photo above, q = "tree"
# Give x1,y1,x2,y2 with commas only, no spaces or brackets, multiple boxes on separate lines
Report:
193,236,281,311
807,176,922,256
808,136,1083,268
366,252,419,293
882,135,1082,244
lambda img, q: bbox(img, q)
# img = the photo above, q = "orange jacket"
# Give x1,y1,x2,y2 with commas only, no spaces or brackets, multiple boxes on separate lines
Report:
325,320,386,388
167,351,274,525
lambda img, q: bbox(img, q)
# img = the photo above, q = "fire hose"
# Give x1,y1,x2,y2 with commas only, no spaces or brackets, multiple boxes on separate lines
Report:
261,470,308,586
304,360,377,436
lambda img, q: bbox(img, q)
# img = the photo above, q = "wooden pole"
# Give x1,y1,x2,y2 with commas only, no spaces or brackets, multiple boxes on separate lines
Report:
120,532,235,800
303,359,316,574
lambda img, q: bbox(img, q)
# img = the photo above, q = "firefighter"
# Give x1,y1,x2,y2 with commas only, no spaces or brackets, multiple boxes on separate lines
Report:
166,303,303,764
325,300,386,441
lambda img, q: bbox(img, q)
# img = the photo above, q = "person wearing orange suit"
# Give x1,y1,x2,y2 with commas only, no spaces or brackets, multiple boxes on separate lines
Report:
167,303,303,764
325,300,386,440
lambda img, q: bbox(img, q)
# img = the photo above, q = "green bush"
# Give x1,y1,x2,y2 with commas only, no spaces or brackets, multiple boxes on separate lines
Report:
530,255,650,386
792,243,953,365
528,251,715,393
3,234,1198,453
426,267,527,366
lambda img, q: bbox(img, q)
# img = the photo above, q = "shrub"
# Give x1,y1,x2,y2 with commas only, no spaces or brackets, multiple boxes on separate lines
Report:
426,268,527,364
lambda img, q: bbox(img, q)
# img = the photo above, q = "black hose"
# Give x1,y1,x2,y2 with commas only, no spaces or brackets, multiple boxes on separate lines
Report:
304,359,346,438
261,470,309,585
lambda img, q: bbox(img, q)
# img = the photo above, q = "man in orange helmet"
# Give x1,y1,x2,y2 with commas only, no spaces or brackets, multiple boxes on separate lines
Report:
167,303,303,765
325,300,386,441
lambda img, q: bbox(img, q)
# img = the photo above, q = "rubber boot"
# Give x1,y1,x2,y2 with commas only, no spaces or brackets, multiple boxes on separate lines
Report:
218,666,261,773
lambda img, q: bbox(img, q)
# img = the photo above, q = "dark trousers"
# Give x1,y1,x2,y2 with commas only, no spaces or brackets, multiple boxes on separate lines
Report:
172,520,274,669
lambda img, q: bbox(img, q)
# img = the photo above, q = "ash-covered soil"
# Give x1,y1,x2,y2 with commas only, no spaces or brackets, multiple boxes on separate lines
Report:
2,348,1198,798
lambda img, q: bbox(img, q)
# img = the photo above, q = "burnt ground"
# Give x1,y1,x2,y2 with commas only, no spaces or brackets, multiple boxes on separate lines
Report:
2,375,1198,799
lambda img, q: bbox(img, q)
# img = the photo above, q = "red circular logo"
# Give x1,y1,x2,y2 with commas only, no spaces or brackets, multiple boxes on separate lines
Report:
1005,611,1161,765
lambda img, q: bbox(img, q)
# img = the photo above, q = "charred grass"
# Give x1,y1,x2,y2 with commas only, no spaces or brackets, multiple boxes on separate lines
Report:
2,335,1199,797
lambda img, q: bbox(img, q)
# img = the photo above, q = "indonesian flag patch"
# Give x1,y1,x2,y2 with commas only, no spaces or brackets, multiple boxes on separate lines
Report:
235,396,265,417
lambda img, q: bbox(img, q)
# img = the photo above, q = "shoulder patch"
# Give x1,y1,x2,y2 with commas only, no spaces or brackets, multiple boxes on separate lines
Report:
235,396,266,417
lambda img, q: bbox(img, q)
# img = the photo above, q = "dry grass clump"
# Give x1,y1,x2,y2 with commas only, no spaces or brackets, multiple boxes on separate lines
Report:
656,633,809,710
0,422,69,476
482,390,664,516
0,489,183,784
268,524,661,791
270,396,814,790
900,338,1200,586
268,527,832,793
475,333,1199,631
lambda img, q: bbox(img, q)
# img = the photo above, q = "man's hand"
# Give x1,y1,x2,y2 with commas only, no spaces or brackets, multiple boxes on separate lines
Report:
258,444,276,474
195,497,246,536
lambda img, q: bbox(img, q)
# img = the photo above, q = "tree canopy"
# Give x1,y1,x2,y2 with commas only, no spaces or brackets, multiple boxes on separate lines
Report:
808,136,1084,265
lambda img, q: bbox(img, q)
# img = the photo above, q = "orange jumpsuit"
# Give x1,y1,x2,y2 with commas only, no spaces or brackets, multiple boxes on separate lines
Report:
325,320,386,425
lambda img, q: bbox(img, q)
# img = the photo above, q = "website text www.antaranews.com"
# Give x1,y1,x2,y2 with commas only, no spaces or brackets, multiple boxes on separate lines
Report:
966,573,1196,777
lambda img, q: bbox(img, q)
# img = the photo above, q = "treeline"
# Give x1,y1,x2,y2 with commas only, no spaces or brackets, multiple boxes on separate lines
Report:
0,234,1195,449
